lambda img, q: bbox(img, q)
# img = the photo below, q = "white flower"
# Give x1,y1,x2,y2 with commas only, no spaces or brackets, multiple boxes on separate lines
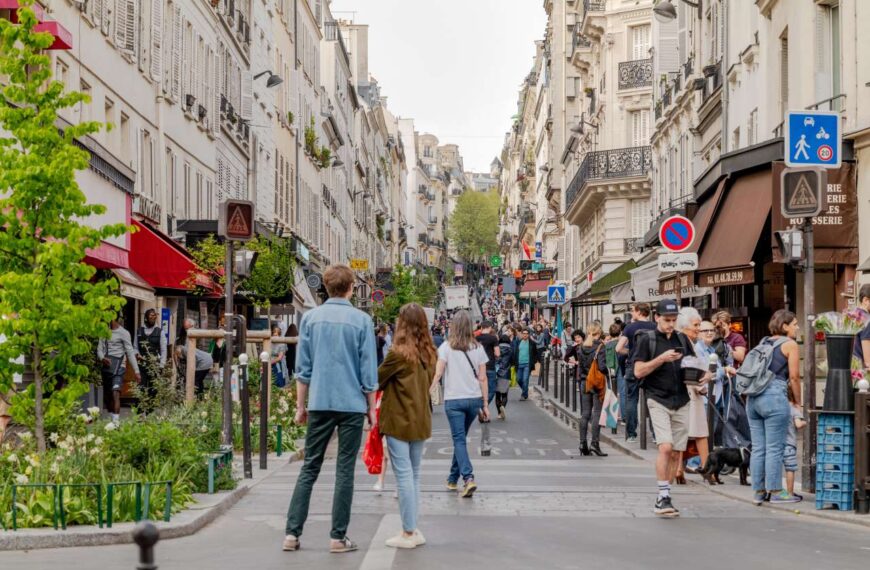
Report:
19,431,32,441
86,434,95,442
15,473,29,485
78,413,90,423
49,432,59,443
200,411,208,419
49,462,60,474
87,406,100,417
94,437,104,446
104,421,117,431
7,453,18,464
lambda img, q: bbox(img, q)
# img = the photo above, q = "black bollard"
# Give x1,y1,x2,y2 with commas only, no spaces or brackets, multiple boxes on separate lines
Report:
133,521,159,570
239,359,253,479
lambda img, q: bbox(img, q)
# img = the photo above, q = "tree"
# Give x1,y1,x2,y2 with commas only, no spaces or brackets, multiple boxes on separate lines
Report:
447,189,500,263
373,265,439,324
0,6,128,451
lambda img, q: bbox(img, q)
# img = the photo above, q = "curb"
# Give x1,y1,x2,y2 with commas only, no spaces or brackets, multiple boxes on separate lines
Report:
532,385,870,530
0,448,304,551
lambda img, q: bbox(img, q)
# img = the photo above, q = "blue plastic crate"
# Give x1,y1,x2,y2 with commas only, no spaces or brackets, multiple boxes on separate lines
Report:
817,450,855,465
818,413,854,432
816,487,854,510
817,462,855,476
818,431,851,445
816,469,854,484
821,443,855,453
818,424,854,437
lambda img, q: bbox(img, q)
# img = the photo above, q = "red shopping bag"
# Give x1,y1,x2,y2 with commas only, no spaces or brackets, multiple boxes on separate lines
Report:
363,424,384,475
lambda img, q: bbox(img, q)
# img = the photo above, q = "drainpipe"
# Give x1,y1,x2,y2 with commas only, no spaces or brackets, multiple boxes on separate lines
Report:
294,0,301,230
720,0,729,153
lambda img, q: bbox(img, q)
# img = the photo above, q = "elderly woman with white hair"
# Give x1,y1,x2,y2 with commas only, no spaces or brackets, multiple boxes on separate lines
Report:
675,307,709,484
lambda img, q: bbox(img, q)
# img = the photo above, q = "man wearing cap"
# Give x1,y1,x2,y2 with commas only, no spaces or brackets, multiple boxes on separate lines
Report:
633,299,708,517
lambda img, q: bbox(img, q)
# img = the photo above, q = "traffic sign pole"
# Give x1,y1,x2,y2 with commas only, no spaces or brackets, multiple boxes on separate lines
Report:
802,218,816,495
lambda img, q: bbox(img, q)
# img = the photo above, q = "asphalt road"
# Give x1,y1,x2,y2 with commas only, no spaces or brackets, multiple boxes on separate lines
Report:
3,389,870,569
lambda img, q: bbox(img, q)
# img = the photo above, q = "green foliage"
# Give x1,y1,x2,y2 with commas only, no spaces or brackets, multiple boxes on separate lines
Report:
304,116,317,156
287,111,294,125
185,235,295,307
317,146,332,169
373,265,439,324
0,5,129,452
447,189,500,263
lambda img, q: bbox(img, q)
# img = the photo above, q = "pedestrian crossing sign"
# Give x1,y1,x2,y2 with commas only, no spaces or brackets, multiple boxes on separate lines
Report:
547,284,567,305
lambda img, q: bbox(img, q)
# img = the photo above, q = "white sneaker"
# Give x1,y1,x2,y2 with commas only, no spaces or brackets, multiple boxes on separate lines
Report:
393,490,399,499
373,482,383,492
111,413,120,425
412,529,426,546
282,534,300,551
385,533,417,549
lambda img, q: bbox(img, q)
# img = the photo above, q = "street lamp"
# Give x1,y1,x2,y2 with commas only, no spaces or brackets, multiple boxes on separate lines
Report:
253,70,283,88
332,157,344,168
653,0,701,23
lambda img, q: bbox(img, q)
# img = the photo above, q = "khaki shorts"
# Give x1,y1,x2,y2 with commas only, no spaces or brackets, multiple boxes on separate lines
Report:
647,398,690,451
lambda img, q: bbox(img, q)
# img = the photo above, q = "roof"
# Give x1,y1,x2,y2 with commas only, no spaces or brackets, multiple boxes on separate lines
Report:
520,279,550,293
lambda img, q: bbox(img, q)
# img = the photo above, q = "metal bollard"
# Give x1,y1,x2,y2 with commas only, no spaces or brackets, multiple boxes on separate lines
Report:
259,351,270,470
238,353,253,479
553,361,559,401
133,521,159,570
639,387,648,451
571,367,578,413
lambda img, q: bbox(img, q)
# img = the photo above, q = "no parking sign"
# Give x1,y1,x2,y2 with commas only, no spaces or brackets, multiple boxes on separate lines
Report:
659,215,696,253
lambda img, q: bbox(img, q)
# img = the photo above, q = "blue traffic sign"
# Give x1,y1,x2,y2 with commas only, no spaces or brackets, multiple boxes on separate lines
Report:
547,284,566,305
784,110,840,168
659,215,695,253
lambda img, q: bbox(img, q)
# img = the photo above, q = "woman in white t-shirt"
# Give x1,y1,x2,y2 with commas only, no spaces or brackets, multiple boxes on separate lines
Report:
433,310,490,498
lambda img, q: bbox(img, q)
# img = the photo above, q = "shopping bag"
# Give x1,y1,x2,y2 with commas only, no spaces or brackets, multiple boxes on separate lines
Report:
510,366,517,387
363,425,384,475
478,410,491,456
599,381,620,429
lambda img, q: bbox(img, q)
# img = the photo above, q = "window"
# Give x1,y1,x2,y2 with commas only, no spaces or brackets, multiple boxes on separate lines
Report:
196,171,203,218
630,110,650,146
631,199,650,238
748,108,758,146
816,3,841,110
780,32,789,117
183,163,191,217
80,80,92,122
631,25,650,59
55,59,68,85
731,127,740,150
120,113,131,163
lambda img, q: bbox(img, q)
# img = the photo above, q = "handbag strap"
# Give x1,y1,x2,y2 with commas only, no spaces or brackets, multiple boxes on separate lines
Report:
461,350,478,379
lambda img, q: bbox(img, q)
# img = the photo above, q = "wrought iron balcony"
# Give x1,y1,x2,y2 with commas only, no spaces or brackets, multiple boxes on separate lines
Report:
571,23,592,56
583,0,605,13
618,59,652,90
566,146,652,212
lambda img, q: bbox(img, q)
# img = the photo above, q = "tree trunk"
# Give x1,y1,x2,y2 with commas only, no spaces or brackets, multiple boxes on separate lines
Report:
32,346,45,453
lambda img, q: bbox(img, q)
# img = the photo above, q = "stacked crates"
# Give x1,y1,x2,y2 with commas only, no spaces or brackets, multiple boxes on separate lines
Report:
816,413,854,511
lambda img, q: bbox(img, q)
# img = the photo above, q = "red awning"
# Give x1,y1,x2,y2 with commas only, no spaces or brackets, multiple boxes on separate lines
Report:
521,279,551,293
130,220,214,292
0,0,45,20
34,20,73,50
85,241,129,270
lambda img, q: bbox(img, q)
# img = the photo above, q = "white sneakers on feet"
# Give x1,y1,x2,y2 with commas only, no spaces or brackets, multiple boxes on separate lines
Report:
372,482,383,492
282,534,300,551
385,533,417,549
412,529,426,546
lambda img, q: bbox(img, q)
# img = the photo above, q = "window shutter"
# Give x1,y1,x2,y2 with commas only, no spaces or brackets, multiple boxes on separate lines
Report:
126,0,137,54
213,50,222,137
191,34,199,105
149,136,157,198
150,0,163,81
240,69,253,121
114,0,128,50
182,23,192,102
633,25,650,59
101,0,111,36
656,18,678,76
780,36,789,112
171,5,182,101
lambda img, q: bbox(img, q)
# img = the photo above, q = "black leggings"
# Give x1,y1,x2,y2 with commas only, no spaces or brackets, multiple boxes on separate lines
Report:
579,381,602,444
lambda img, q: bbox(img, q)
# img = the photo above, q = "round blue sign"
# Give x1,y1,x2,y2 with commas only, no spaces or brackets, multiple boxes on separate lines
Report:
658,215,695,253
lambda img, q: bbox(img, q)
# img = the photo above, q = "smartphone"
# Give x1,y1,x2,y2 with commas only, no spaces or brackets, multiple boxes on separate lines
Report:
673,347,684,355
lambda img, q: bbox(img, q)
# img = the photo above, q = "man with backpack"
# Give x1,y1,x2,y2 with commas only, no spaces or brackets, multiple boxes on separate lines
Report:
633,299,709,517
617,303,656,442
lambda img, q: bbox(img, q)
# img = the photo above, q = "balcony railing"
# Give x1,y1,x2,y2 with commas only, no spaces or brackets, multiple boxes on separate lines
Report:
618,59,652,90
566,146,652,211
583,0,605,13
428,216,438,226
571,23,592,55
624,237,644,255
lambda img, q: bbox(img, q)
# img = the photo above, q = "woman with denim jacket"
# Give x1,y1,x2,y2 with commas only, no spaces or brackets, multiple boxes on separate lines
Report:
747,310,802,505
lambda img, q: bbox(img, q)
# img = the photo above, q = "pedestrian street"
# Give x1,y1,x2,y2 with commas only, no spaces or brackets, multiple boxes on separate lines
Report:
5,388,870,570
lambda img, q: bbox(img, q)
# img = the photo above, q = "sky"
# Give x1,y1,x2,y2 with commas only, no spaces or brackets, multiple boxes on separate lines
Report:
329,0,548,173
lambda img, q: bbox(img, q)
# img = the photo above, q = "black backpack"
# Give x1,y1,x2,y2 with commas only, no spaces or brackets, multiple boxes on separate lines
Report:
628,329,692,381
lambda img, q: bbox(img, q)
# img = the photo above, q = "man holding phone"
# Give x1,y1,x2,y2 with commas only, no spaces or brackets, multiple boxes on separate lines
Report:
633,299,709,517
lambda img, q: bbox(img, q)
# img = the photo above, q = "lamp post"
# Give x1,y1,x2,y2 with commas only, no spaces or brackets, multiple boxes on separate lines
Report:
238,353,252,479
652,0,702,22
259,350,270,469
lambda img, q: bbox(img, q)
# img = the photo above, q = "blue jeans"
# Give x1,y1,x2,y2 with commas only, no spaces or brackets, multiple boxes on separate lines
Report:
624,379,639,438
386,437,424,532
747,379,790,492
516,363,531,399
486,369,497,404
445,398,482,483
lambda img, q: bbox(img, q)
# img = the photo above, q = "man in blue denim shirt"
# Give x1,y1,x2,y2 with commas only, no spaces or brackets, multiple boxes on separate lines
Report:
283,265,378,555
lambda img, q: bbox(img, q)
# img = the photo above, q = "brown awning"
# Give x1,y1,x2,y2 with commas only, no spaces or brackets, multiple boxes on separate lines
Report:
696,169,772,287
659,177,728,287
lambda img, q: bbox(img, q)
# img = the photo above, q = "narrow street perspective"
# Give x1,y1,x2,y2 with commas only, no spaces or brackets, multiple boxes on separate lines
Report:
3,0,870,569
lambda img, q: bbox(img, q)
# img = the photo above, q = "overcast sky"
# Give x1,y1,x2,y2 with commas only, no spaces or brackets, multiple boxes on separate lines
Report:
330,0,547,173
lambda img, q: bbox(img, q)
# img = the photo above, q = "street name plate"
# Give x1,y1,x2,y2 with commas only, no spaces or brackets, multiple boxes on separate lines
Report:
657,253,699,272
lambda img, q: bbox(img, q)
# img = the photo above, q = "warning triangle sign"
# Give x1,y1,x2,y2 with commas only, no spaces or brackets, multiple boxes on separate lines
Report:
227,205,250,236
549,288,563,303
789,175,817,209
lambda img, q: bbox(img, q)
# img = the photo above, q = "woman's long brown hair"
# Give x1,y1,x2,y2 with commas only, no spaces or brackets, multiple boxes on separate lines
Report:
390,303,437,367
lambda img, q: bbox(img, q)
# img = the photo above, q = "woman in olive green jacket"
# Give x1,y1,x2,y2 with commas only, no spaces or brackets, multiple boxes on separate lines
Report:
377,303,437,549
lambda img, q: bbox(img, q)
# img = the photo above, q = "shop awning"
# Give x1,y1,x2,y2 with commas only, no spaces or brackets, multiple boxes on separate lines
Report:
859,257,870,272
293,267,318,310
631,260,711,303
130,220,214,292
696,169,771,288
112,268,155,303
589,259,637,298
610,280,633,313
521,279,550,293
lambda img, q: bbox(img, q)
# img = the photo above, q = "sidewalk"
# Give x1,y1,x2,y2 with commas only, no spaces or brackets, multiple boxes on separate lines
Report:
0,450,303,551
531,375,870,530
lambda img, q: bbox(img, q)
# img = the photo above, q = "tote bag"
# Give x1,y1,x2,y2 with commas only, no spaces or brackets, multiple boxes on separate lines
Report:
599,377,620,429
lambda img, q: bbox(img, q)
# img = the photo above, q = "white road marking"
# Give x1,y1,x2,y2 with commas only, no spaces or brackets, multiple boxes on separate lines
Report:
359,513,401,570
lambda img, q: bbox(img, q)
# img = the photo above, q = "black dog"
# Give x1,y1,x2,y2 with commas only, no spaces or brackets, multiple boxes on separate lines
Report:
698,447,751,485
